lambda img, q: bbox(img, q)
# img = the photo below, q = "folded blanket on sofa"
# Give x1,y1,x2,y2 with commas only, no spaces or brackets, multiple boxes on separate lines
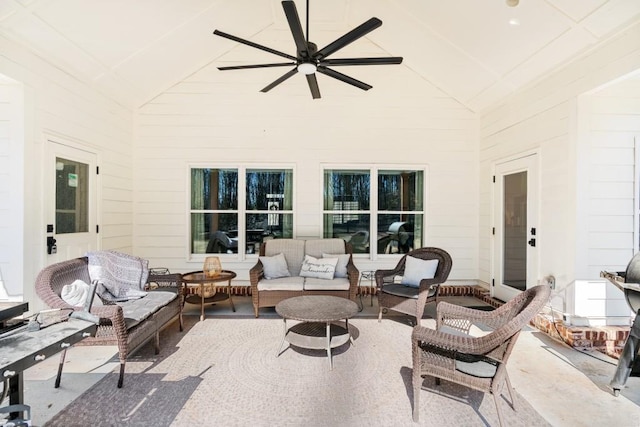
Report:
87,251,149,302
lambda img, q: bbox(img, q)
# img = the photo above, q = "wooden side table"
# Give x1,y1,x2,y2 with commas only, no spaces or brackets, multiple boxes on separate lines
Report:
182,270,236,321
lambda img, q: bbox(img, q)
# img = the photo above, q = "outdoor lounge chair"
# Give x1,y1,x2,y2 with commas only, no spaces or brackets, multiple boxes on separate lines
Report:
411,284,550,426
375,247,452,326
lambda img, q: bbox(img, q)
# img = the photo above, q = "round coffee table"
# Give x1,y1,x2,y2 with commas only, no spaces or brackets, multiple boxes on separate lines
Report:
182,270,236,321
275,295,359,370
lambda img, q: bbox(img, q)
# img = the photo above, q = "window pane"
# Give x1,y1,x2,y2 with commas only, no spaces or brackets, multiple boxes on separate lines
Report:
503,171,527,291
378,170,423,211
246,169,293,210
191,168,238,210
377,214,422,254
191,213,238,254
56,157,89,234
323,169,370,210
246,213,293,253
323,214,370,254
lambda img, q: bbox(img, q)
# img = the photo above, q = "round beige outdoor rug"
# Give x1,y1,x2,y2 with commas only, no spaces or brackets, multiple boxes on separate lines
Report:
45,317,550,426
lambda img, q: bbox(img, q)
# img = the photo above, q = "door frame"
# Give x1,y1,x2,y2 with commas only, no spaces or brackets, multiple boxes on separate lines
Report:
46,137,100,263
492,151,539,301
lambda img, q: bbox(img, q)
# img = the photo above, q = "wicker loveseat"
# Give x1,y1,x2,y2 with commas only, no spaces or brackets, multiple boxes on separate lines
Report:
35,257,183,388
249,238,359,317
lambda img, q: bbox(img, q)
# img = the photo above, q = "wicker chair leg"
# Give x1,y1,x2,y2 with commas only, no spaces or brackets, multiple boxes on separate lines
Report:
54,348,67,388
117,363,125,388
504,373,516,410
378,307,383,323
179,311,184,332
254,306,259,318
412,374,421,422
154,331,160,354
493,393,505,427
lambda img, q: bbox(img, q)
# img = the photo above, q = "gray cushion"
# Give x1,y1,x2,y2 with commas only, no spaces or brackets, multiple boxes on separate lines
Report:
323,253,350,278
381,283,437,299
304,239,345,258
259,253,291,279
119,291,177,329
264,239,305,276
455,357,498,378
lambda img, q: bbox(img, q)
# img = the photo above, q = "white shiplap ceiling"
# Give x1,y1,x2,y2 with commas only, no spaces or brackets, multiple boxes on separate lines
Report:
1,0,638,111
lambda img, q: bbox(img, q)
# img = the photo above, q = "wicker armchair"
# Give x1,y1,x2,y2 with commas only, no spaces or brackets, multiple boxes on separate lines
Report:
411,284,550,426
35,257,183,388
375,247,452,326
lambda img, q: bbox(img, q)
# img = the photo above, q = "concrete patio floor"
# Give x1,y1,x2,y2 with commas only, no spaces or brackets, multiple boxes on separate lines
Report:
7,295,640,426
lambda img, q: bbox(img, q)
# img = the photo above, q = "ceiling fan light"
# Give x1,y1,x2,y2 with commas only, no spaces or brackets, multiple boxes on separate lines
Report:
297,62,317,75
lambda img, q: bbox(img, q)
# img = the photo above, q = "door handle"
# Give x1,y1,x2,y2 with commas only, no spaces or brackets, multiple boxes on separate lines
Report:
47,236,57,254
528,238,536,247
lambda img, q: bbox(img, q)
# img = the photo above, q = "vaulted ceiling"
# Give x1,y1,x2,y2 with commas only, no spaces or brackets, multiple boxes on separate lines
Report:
1,0,639,112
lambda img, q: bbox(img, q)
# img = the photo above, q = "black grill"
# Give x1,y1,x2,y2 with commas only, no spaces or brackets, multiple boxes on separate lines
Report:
601,252,640,396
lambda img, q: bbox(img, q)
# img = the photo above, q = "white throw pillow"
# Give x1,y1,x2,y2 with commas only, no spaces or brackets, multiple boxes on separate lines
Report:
322,253,350,278
61,279,103,307
259,253,291,280
401,256,439,288
300,255,338,280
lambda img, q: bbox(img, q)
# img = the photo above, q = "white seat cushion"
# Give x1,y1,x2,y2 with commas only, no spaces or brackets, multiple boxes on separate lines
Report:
303,277,350,291
257,276,305,291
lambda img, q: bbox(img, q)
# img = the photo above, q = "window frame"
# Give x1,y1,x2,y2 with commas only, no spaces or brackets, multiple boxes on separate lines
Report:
188,163,295,262
321,164,428,259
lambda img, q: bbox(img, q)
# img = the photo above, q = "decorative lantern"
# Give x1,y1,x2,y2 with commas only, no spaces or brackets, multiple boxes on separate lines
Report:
203,256,222,278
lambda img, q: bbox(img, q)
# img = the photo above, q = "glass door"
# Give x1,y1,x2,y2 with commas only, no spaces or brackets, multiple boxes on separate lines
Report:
493,154,538,301
47,141,98,262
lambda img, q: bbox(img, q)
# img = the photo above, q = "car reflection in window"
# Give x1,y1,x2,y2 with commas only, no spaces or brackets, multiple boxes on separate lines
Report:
206,229,273,254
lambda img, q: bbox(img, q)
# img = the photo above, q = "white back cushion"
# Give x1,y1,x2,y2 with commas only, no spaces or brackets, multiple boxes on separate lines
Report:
401,256,439,288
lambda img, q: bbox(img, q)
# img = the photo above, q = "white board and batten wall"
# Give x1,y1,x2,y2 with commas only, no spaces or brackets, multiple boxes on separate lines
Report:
0,78,24,301
569,76,640,326
479,21,640,326
133,62,480,282
1,16,639,328
0,34,134,311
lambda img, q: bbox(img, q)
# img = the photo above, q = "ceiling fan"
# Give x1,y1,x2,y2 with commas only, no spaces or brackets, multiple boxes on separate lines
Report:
213,0,403,99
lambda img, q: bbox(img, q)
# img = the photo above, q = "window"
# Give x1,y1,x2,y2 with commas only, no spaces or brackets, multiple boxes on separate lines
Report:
190,167,293,257
323,168,424,255
56,157,89,233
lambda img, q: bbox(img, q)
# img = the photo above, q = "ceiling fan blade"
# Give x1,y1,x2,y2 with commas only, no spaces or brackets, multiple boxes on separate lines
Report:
317,66,372,91
218,62,296,71
260,68,298,93
320,57,403,66
282,1,308,57
214,30,297,61
315,18,382,60
306,74,321,99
